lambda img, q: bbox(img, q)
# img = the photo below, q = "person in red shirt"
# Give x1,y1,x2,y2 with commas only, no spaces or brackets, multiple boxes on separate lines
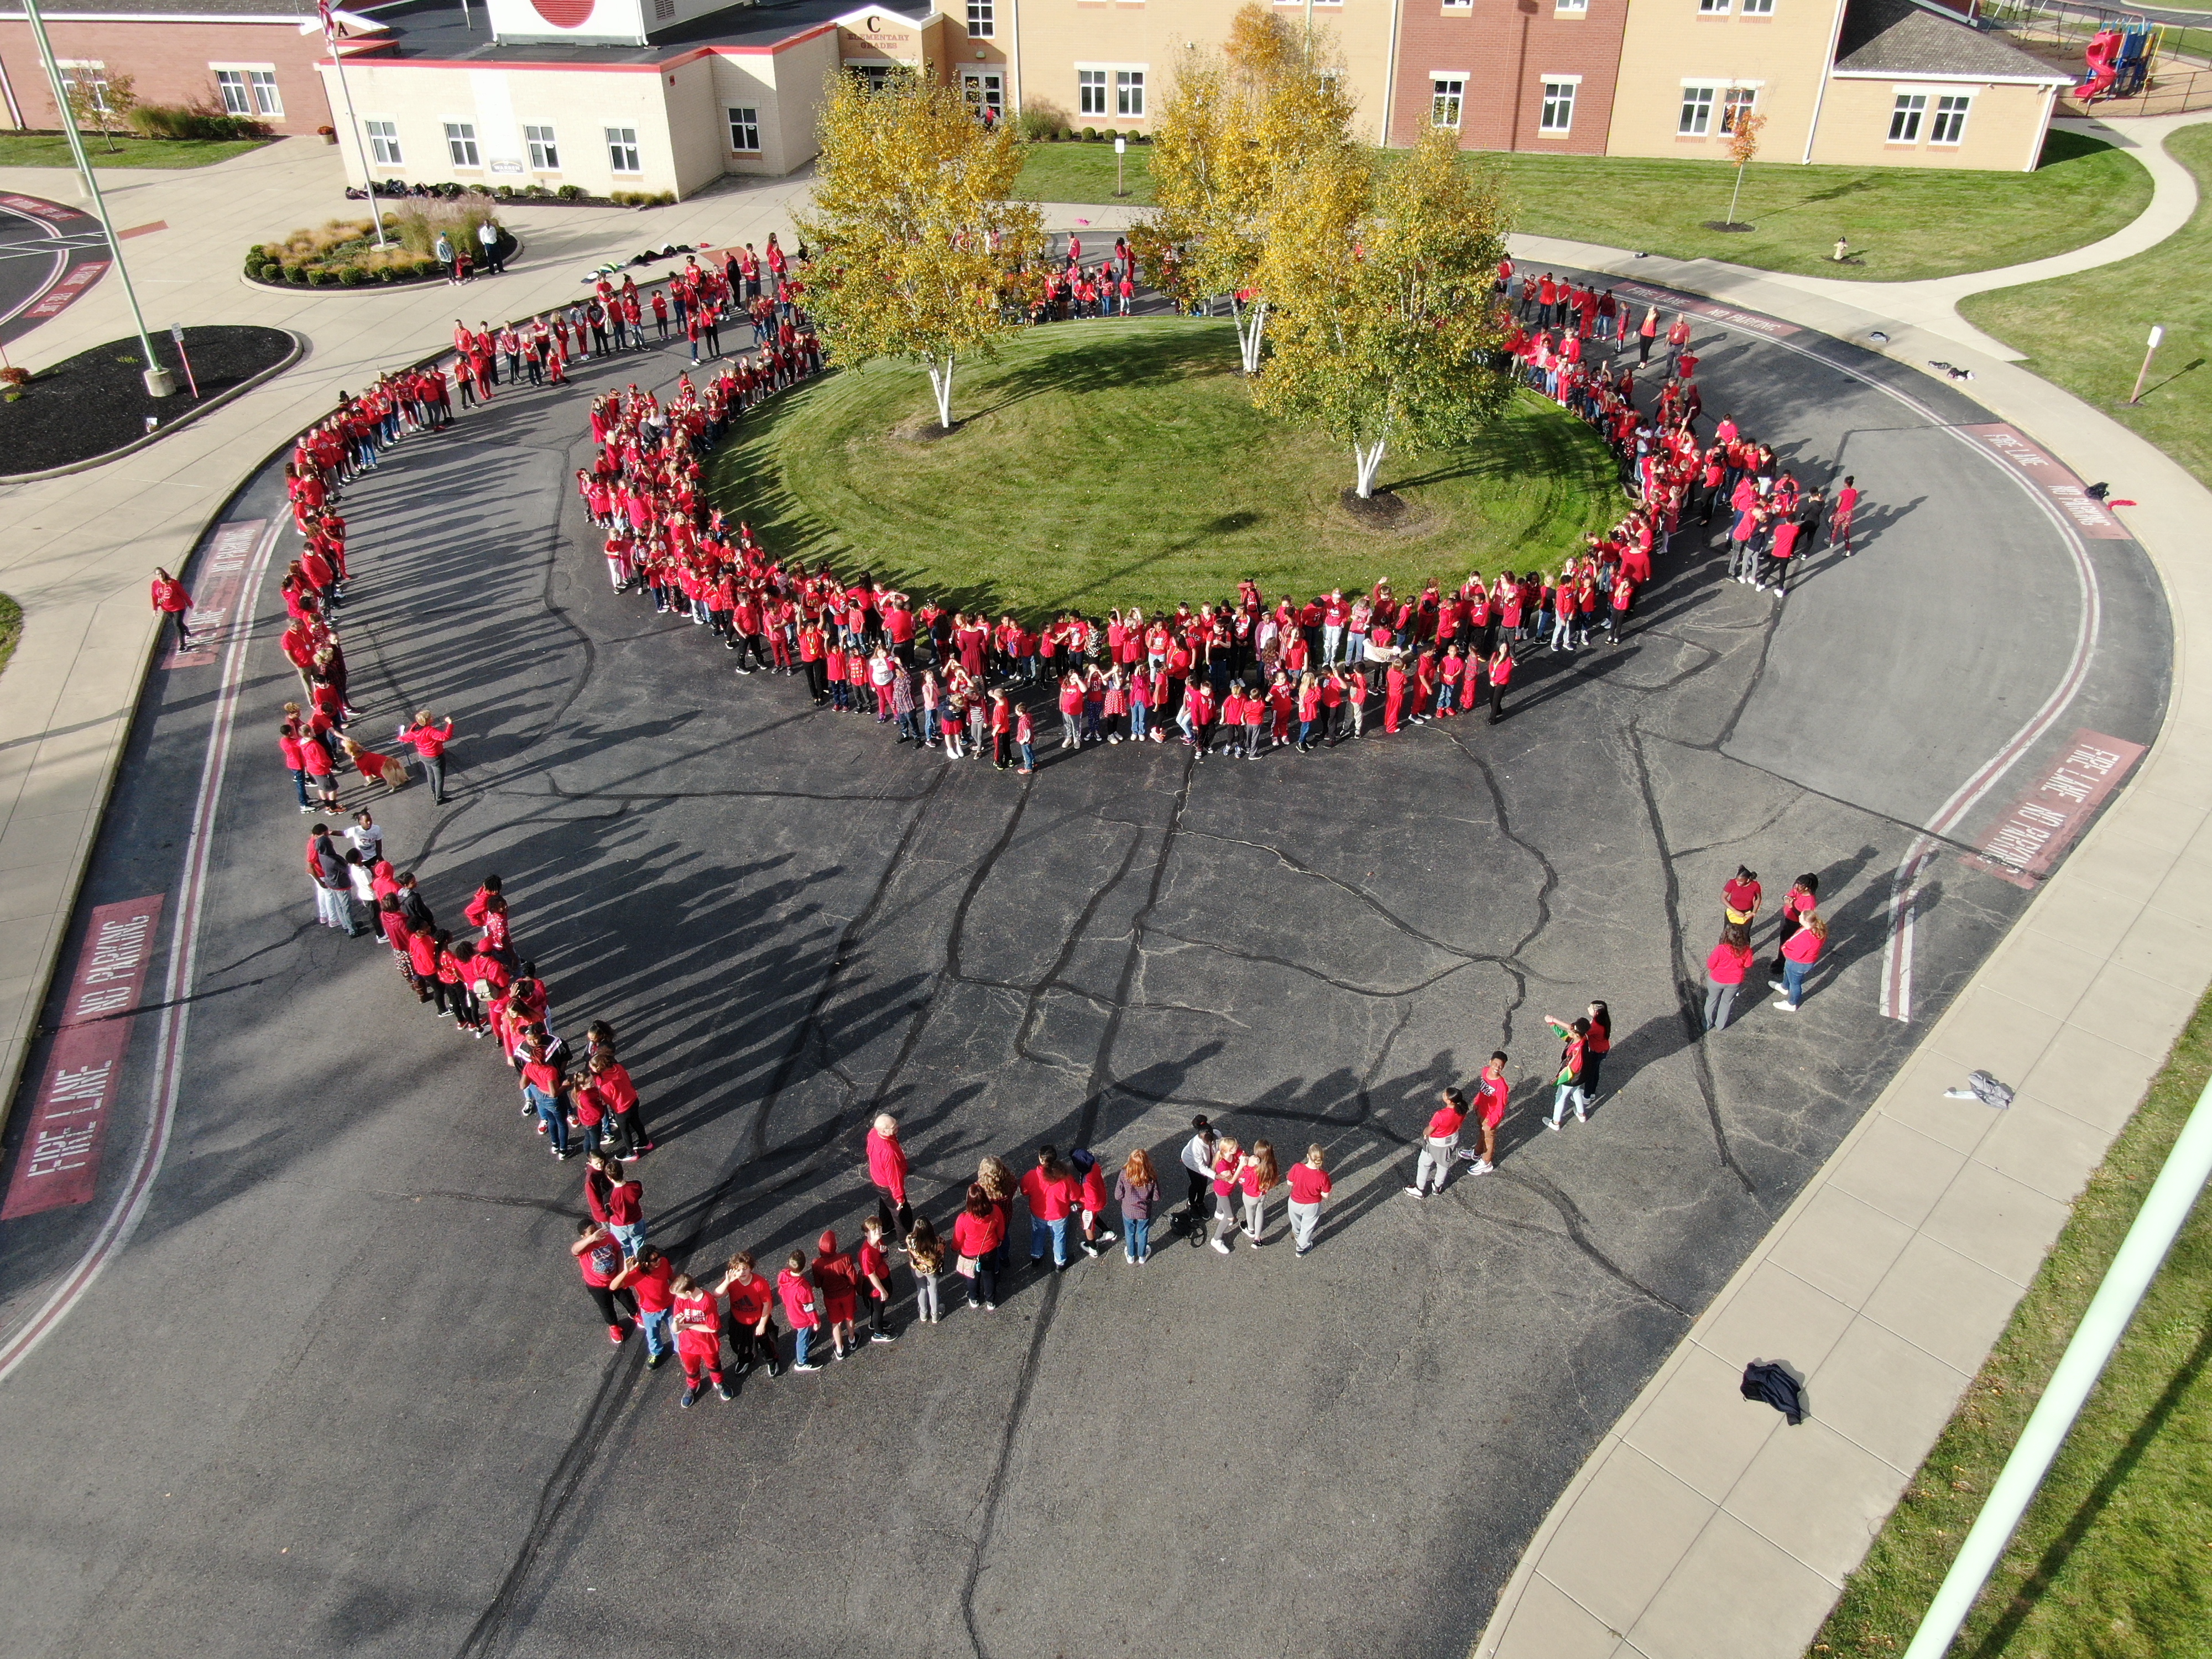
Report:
1830,474,1859,553
776,1250,825,1370
1465,1051,1511,1175
150,567,195,651
1771,873,1820,979
717,1251,785,1378
611,1245,676,1368
1020,1147,1079,1269
858,1215,898,1344
670,1272,733,1406
1581,1000,1611,1103
952,1183,1006,1311
1285,1144,1332,1255
1208,1135,1248,1253
1704,921,1756,1031
1487,644,1515,725
1407,1090,1465,1197
865,1110,910,1238
1069,1147,1117,1258
811,1229,860,1360
569,1219,634,1344
518,1032,571,1159
585,1150,645,1256
1238,1139,1279,1246
398,709,456,804
1543,1014,1590,1128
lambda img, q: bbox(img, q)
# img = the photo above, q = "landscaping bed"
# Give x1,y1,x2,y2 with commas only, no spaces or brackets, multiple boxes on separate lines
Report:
342,182,676,208
0,326,296,477
244,204,515,289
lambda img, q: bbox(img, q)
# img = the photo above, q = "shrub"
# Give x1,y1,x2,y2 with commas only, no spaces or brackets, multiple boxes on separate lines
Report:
494,184,514,199
338,267,365,286
654,190,675,206
524,184,550,198
1047,127,1061,142
1082,126,1097,142
557,184,585,201
1015,103,1064,143
283,263,306,284
1104,129,1118,142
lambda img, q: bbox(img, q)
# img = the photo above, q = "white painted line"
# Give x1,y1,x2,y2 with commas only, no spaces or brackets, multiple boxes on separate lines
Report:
0,516,283,1385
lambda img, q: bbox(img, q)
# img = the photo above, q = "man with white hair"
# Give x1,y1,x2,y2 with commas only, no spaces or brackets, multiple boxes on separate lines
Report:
865,1112,911,1241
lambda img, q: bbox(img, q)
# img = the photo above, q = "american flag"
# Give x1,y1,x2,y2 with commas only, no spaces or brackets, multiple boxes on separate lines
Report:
317,0,335,37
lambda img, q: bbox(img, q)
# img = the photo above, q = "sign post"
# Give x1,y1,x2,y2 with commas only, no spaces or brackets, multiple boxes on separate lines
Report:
2126,323,2163,405
1114,134,1128,199
168,324,200,399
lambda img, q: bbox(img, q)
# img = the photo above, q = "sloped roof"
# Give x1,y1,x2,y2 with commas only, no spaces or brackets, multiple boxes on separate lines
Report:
1834,0,2072,81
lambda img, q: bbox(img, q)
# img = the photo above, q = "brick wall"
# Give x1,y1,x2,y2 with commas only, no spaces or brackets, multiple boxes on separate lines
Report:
0,19,335,135
1388,0,1627,155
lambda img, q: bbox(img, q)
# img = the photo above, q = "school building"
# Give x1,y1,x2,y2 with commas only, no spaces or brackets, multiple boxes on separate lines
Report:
3,0,2051,201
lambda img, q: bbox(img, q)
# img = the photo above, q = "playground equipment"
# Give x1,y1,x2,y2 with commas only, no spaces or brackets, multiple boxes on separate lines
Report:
2079,17,2154,102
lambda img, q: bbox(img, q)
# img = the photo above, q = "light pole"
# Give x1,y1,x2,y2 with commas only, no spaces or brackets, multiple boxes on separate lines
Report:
310,2,388,248
20,0,173,397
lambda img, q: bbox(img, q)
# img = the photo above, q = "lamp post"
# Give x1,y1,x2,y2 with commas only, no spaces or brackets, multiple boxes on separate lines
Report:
20,0,172,396
311,1,388,248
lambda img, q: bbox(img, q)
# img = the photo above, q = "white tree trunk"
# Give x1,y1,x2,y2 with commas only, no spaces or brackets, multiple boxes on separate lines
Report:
1237,299,1270,376
1353,439,1389,499
925,354,956,429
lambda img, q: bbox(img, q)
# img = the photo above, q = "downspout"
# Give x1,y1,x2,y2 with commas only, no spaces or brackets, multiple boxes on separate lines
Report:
1379,0,1403,145
1801,0,1850,163
1008,0,1023,118
2026,81,2056,170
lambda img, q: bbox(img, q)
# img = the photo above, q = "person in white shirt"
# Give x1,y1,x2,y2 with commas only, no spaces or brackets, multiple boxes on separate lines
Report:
477,216,504,275
1178,1115,1217,1221
346,808,384,867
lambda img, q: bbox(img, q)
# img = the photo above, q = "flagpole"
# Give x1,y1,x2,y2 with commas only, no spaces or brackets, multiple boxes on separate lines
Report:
319,3,388,248
20,0,171,395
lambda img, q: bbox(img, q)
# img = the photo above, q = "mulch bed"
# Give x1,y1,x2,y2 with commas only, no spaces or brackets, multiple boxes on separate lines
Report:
0,325,294,477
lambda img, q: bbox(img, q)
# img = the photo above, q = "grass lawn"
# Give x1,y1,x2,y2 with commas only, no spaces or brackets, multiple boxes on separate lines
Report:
1011,131,2149,283
707,319,1625,620
1961,123,2212,492
1011,139,1156,206
0,132,270,170
1811,985,2212,1659
0,594,19,684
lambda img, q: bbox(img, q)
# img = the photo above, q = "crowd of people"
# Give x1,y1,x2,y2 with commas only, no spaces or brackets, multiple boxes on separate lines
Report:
208,225,1861,1408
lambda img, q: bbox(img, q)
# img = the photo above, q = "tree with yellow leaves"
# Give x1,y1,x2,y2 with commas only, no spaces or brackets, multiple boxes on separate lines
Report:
796,68,1046,431
1134,2,1358,375
1253,131,1514,500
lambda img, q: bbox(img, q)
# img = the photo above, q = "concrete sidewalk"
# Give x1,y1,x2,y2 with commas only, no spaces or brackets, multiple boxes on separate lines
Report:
1478,116,2212,1659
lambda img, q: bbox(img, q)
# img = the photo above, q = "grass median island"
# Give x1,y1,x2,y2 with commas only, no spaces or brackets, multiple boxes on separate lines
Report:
705,319,1627,618
1961,123,2212,492
1011,131,2150,283
0,132,269,170
1811,987,2212,1659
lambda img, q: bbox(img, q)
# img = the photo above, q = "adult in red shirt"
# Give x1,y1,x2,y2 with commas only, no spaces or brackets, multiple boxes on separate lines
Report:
717,1250,785,1377
670,1274,732,1405
150,567,195,652
1408,1089,1465,1198
569,1220,634,1344
1704,922,1756,1032
611,1246,676,1368
1285,1145,1333,1255
811,1230,860,1360
398,708,456,804
866,1111,911,1238
1770,874,1820,979
952,1183,1006,1311
1020,1147,1078,1269
1487,644,1515,725
776,1250,825,1370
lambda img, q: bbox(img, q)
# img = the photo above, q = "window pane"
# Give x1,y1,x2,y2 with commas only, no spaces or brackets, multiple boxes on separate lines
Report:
444,122,478,167
216,70,250,116
967,0,994,37
606,126,640,173
727,107,760,152
525,123,559,169
1741,0,1773,12
1698,0,1729,12
1888,93,1924,142
249,69,281,116
1540,81,1574,132
1078,69,1106,117
1431,77,1464,128
1720,87,1756,132
1679,87,1713,134
1116,70,1144,117
1932,94,1969,143
367,119,401,166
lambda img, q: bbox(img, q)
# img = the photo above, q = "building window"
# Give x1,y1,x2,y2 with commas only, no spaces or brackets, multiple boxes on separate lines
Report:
1442,0,1472,11
1556,0,1588,11
1678,86,1715,134
607,125,641,173
1888,92,1927,142
1931,93,1971,143
1540,79,1576,133
58,62,109,112
366,118,402,166
248,69,281,115
1115,69,1145,117
967,0,994,36
727,107,760,153
444,121,479,168
1720,86,1757,131
216,70,252,116
1432,76,1465,128
1698,0,1729,12
1078,68,1107,116
1741,0,1774,11
525,123,559,169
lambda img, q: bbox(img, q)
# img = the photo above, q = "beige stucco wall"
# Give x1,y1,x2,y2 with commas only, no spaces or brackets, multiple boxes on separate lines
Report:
710,30,839,177
1011,0,1397,143
1809,74,2058,171
1604,0,1846,161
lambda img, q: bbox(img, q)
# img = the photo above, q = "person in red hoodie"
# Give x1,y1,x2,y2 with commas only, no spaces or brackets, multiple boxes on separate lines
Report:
150,567,194,652
865,1112,910,1239
811,1229,860,1361
1021,1146,1079,1270
776,1250,825,1370
670,1272,733,1406
1068,1147,1117,1258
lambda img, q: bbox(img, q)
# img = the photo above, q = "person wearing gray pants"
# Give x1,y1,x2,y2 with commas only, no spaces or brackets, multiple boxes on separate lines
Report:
1406,1089,1468,1198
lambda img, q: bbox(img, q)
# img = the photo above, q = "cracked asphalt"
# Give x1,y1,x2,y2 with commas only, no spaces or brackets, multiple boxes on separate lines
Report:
0,288,2168,1659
